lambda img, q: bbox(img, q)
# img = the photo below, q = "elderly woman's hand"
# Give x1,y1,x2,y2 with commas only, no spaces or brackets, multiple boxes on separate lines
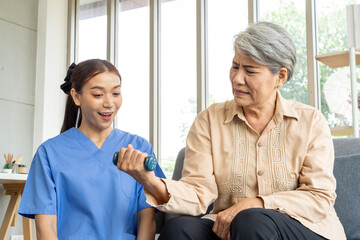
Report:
116,144,156,183
116,144,170,205
212,197,264,240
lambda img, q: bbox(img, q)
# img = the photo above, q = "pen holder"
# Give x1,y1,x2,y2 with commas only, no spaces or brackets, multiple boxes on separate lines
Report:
18,164,27,174
112,152,157,171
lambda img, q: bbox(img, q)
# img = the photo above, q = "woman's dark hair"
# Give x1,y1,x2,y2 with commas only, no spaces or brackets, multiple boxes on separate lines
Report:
60,59,121,133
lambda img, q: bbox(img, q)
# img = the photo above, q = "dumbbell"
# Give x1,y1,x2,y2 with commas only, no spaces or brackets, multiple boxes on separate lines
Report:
112,151,157,171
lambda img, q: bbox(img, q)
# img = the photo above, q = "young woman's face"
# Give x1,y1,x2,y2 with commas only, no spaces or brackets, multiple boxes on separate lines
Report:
229,52,284,110
72,72,122,132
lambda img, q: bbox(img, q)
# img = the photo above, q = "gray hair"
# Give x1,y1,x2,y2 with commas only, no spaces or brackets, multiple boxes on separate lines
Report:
234,22,297,81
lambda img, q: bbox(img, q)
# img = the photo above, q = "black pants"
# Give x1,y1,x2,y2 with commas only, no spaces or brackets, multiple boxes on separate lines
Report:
158,208,327,240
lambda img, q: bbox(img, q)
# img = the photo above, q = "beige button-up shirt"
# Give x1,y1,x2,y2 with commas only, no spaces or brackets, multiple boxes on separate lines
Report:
146,92,345,240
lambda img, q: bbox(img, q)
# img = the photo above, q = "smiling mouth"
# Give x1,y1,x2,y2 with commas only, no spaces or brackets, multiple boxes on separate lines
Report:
98,112,113,117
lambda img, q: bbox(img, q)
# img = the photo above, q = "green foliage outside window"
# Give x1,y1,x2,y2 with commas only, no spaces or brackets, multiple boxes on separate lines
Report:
262,0,359,127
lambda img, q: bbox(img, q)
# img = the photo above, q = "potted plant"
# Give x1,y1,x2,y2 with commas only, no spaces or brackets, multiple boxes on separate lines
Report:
2,153,13,173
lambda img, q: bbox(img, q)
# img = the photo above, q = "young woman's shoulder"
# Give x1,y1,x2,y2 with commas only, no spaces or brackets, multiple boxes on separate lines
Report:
40,128,78,149
112,128,153,152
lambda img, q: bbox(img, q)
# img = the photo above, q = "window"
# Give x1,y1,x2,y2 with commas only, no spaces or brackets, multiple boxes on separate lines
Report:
116,0,150,140
160,0,197,178
317,0,360,133
78,0,107,61
208,1,248,104
258,0,308,104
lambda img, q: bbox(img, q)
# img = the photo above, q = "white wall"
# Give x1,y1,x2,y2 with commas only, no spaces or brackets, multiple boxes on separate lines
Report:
33,0,68,150
0,0,68,239
0,0,38,238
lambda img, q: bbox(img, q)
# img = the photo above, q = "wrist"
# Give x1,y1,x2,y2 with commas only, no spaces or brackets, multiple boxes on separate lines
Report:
256,197,264,208
144,177,170,204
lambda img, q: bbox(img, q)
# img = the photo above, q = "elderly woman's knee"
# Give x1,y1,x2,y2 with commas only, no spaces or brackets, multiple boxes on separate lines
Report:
160,216,187,235
231,208,272,230
159,216,217,240
230,208,280,239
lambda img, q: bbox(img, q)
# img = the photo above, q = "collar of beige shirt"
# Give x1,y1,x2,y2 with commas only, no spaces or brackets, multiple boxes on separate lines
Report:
224,91,299,125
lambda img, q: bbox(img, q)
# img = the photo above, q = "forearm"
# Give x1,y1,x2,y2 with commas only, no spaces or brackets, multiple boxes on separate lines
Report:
260,188,335,220
145,177,218,216
35,215,58,240
142,176,170,205
137,208,156,240
36,229,58,240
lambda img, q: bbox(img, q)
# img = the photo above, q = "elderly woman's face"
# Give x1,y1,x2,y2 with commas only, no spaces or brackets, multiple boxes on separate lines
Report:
229,52,285,109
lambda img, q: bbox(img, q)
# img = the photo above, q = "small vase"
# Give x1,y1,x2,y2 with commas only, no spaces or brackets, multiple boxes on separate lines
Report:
1,169,12,174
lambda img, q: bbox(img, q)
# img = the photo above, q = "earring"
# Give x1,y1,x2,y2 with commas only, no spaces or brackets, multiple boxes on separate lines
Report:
75,107,80,129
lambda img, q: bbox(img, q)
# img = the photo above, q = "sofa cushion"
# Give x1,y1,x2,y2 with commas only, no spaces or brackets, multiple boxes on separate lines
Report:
172,147,185,181
333,153,360,239
333,138,360,157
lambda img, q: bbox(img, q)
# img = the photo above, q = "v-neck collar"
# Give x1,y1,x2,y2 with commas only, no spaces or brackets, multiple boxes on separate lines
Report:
69,127,116,155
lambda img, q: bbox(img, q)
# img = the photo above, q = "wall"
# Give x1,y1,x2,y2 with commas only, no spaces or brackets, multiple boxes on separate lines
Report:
0,0,68,238
0,0,38,238
33,0,68,150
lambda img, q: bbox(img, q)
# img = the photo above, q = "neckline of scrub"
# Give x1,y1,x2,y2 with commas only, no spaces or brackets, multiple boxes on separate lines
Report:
69,127,117,153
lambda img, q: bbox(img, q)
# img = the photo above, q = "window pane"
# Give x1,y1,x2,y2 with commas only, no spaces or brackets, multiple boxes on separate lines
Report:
208,1,248,104
259,0,308,104
317,0,360,134
160,0,197,179
116,0,149,140
78,0,107,61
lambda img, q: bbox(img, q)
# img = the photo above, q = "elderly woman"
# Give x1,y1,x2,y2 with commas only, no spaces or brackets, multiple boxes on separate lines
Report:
116,22,345,240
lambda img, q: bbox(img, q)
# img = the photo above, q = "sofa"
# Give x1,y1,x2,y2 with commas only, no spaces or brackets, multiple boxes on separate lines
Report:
156,138,360,239
333,137,360,239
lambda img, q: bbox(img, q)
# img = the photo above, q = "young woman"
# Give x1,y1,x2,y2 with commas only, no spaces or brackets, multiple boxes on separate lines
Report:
18,59,165,240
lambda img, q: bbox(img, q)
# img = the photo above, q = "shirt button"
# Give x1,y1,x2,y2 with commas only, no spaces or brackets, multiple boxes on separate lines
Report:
258,142,263,147
257,170,264,176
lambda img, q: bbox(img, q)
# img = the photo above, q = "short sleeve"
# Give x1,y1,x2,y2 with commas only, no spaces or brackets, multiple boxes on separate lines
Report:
18,145,57,219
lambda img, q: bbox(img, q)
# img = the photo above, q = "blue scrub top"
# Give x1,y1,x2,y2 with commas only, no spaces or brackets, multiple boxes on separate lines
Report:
18,128,165,240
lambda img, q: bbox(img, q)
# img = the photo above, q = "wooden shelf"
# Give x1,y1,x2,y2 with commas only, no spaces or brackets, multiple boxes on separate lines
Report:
315,50,360,68
331,126,360,137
